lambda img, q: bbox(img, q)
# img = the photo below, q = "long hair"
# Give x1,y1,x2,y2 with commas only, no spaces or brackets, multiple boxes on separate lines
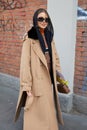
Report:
33,8,54,36
32,8,54,83
32,8,54,55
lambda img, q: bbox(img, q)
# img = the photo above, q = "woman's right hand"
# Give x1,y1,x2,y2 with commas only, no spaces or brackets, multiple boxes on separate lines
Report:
26,91,33,97
24,90,34,111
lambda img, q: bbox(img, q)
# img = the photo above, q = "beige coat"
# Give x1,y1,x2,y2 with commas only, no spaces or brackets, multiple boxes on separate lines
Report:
15,36,64,130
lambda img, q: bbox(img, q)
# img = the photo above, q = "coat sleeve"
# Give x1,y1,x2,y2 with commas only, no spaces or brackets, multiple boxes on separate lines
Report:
20,38,32,92
53,41,61,73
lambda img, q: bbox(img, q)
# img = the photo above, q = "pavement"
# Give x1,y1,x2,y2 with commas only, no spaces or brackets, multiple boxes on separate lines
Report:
0,81,87,130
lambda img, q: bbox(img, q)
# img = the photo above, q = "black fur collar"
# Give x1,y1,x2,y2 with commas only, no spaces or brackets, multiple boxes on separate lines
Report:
28,27,38,40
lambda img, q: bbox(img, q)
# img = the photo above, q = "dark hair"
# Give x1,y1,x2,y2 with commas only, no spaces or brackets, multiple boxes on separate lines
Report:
33,8,54,35
32,8,54,54
33,8,54,83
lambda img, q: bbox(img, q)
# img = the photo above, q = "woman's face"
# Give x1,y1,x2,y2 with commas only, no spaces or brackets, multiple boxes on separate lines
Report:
37,12,49,29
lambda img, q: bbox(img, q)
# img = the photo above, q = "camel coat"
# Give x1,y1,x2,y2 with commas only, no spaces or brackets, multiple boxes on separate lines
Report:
15,35,64,130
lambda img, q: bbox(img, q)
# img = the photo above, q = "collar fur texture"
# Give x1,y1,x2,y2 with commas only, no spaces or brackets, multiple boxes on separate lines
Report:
28,27,38,40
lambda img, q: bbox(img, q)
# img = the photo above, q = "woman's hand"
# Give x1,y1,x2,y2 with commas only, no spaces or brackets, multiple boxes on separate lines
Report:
27,91,33,97
24,90,34,111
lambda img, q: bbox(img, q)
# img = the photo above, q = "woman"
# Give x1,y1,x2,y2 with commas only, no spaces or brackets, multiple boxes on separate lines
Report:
15,8,64,130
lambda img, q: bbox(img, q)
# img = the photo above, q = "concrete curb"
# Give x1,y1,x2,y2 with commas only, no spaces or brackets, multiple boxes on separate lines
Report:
73,94,87,115
59,93,73,112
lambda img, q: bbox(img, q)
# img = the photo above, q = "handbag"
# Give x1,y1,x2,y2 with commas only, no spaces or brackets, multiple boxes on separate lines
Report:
56,71,70,94
57,83,70,94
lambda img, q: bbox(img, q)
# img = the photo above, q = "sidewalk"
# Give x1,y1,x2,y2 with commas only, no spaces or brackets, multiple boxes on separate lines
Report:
0,82,87,130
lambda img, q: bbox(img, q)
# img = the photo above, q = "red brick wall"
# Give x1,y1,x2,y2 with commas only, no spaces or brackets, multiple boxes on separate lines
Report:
79,0,87,9
74,0,87,96
0,0,47,77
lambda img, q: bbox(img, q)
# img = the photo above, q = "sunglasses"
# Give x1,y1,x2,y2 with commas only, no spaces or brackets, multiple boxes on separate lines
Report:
37,17,49,23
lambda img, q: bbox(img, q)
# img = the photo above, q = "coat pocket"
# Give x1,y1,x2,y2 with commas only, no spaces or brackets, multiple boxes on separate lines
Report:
24,95,34,111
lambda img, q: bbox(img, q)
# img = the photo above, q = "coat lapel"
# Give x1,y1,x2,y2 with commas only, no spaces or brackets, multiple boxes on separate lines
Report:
32,40,48,71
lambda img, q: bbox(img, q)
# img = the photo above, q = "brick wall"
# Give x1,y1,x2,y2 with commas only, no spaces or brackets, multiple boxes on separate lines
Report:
74,0,87,96
79,0,87,9
0,0,47,77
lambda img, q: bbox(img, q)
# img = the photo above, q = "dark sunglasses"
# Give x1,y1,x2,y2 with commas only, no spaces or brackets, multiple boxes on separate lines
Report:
37,17,49,23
